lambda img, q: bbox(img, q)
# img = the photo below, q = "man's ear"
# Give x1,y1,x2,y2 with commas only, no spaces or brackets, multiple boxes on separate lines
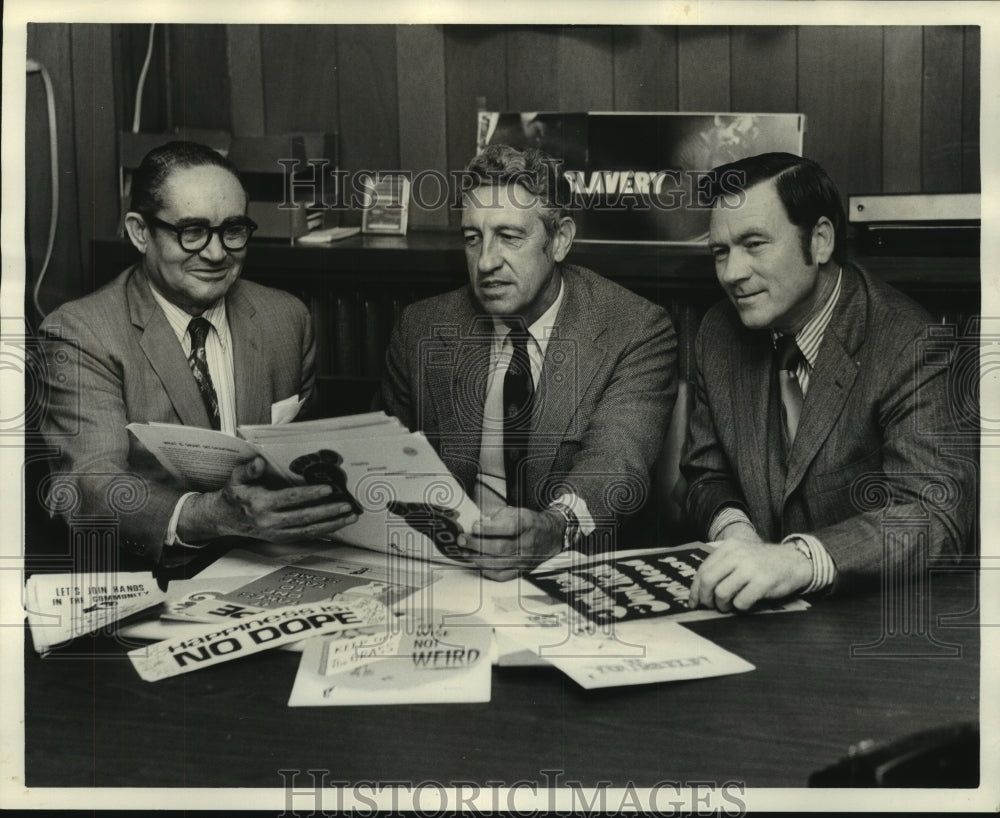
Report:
550,215,576,263
123,212,149,254
812,216,835,265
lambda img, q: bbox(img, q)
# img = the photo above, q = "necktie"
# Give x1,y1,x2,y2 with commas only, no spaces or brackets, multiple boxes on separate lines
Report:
503,327,535,506
775,334,804,446
187,317,221,431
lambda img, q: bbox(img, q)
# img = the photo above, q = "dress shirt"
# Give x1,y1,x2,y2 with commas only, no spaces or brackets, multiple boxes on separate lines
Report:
148,283,238,554
474,280,595,544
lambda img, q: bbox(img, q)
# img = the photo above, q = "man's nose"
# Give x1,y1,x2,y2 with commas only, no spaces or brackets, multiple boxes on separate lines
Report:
476,235,502,275
717,250,750,286
199,231,228,262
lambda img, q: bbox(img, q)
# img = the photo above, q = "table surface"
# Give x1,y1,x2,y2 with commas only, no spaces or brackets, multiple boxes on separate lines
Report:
23,567,979,790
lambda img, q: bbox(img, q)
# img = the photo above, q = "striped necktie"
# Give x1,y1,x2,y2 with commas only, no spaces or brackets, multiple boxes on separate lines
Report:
187,317,221,431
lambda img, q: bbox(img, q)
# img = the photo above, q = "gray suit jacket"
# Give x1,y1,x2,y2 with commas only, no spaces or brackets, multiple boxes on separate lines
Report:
39,266,315,565
682,262,975,591
378,264,678,527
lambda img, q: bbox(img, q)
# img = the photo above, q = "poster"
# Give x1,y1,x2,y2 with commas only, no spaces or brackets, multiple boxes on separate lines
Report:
477,110,805,243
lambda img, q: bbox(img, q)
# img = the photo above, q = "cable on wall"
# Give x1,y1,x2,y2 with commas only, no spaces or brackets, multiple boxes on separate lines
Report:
118,23,158,234
26,58,58,321
132,23,157,133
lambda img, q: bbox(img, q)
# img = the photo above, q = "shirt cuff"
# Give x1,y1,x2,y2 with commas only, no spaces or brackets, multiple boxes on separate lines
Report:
782,533,837,594
708,506,755,542
164,492,207,550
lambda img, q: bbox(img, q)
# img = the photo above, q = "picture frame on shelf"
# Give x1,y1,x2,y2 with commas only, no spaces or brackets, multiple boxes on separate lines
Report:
361,173,411,236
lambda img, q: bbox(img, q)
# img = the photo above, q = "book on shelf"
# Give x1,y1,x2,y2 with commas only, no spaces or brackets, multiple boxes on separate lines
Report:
334,293,359,376
361,295,383,378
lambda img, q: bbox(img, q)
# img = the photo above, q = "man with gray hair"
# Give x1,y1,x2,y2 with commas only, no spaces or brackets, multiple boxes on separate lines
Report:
380,144,678,580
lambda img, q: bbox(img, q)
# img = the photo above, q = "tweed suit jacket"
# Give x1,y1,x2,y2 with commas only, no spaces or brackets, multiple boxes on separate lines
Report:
378,264,678,527
39,265,315,565
682,262,975,591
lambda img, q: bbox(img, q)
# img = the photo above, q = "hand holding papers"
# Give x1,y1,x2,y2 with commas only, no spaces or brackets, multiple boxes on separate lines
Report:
127,412,482,563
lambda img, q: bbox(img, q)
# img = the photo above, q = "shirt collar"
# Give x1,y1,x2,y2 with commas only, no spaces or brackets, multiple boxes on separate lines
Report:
147,279,230,350
772,267,842,369
491,278,566,354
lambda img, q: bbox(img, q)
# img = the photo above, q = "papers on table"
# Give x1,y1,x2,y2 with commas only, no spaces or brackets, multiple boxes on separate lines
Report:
288,618,494,706
490,591,754,689
93,541,816,701
528,545,810,626
128,596,387,682
24,571,166,655
157,545,436,625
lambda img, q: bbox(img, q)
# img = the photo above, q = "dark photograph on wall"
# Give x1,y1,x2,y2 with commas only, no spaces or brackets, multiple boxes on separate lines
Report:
478,110,805,242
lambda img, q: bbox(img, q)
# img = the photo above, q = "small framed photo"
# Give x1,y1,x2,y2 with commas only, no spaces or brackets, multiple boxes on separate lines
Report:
361,173,411,235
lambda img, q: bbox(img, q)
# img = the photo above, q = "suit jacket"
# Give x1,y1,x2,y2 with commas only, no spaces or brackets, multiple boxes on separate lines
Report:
39,265,315,565
682,262,975,591
378,264,678,527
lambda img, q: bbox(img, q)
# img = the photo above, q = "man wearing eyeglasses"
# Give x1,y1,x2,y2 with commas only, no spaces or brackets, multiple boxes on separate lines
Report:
39,141,357,568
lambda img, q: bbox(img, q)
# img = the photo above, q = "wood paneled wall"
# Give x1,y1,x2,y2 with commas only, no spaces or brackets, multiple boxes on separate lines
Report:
25,23,980,309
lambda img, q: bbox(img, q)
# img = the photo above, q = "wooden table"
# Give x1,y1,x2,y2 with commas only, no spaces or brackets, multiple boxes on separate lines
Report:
23,566,978,790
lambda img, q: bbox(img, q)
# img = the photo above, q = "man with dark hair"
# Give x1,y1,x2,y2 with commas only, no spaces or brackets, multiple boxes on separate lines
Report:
682,152,974,610
40,141,357,567
380,144,677,580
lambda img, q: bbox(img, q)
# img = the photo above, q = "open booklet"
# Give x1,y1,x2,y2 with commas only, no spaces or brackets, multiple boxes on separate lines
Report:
126,412,480,565
526,544,810,625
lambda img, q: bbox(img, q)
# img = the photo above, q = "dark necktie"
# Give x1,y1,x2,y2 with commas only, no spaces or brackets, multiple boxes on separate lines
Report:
187,317,221,431
503,327,535,506
775,334,804,446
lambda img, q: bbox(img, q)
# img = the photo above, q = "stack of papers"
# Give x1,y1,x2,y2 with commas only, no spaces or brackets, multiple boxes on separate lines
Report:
127,411,481,564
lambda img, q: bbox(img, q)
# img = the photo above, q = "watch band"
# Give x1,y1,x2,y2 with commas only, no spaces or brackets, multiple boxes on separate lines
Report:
548,501,580,551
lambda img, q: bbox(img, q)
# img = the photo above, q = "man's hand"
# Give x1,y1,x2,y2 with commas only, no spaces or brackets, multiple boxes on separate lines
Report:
688,540,812,612
459,506,565,582
178,456,359,543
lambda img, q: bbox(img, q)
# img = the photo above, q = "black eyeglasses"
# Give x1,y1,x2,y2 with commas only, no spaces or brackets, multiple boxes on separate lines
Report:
143,214,258,252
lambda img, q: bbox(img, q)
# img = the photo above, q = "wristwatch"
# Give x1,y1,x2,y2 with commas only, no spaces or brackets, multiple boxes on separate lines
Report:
548,501,580,551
